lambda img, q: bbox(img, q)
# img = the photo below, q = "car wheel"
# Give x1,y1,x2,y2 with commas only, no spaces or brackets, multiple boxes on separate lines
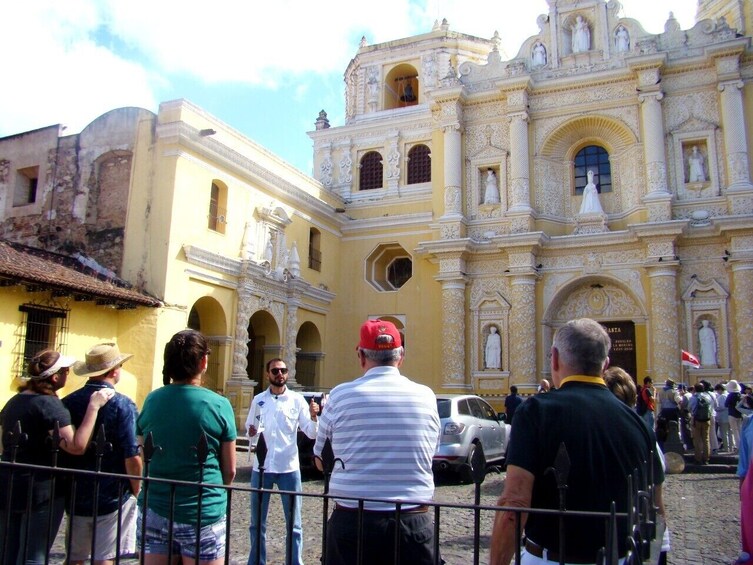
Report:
460,443,480,484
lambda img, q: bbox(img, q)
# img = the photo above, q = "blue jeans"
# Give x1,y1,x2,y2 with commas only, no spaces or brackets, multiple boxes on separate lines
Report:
248,470,303,565
0,495,65,565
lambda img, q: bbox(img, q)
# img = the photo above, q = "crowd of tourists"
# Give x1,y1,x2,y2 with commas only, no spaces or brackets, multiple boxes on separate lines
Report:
1,318,751,564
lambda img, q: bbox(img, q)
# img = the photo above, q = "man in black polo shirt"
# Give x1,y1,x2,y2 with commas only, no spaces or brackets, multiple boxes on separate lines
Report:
490,318,665,564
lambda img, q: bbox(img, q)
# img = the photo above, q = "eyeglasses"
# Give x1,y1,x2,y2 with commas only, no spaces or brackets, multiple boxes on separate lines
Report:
270,367,288,375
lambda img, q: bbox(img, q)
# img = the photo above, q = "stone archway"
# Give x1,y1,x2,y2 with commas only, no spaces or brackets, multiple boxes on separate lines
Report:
296,321,323,390
187,296,229,393
248,310,281,395
543,275,648,380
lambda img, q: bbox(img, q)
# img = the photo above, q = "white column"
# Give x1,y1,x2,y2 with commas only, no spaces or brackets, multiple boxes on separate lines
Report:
639,91,669,196
509,112,531,213
442,124,463,218
719,80,753,190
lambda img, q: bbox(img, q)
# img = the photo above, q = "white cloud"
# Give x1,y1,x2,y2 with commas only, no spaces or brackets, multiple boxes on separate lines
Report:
0,1,156,136
0,0,703,138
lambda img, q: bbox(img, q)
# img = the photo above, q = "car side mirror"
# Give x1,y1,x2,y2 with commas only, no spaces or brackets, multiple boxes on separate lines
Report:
497,413,507,423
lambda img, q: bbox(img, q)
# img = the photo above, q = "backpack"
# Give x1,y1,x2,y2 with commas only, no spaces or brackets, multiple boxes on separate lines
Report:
693,393,712,422
636,386,648,415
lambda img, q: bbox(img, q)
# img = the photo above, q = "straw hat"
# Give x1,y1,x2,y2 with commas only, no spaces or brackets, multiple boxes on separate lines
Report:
73,343,133,377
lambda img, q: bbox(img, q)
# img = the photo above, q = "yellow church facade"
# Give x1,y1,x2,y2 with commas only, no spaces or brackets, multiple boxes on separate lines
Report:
0,0,751,419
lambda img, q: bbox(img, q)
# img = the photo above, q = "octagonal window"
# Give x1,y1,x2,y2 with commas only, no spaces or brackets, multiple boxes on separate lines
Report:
366,243,413,292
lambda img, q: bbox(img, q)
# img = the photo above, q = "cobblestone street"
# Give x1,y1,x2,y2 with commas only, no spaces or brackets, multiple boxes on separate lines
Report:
49,464,742,564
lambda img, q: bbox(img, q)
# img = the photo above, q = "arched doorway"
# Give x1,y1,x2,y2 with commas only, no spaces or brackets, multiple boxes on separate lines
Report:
187,297,228,393
296,322,323,389
247,310,281,395
543,276,648,383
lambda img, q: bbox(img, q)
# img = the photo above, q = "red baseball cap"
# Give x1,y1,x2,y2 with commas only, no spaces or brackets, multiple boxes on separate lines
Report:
358,319,402,350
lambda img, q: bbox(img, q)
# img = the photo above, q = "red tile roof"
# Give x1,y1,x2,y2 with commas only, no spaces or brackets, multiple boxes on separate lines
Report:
0,240,162,308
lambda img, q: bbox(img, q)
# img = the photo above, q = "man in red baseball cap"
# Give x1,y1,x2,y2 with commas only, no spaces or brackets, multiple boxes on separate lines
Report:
314,318,440,565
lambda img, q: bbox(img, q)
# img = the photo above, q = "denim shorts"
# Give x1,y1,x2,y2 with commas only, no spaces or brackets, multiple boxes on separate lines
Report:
138,506,226,560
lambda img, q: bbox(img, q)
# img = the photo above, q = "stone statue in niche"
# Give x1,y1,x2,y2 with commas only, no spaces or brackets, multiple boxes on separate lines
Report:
615,25,630,52
532,41,547,67
579,170,604,214
699,320,717,367
686,145,707,183
485,326,501,369
572,15,591,53
483,169,500,204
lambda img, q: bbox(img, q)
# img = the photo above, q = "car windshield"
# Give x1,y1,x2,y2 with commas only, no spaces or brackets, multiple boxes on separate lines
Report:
436,399,451,418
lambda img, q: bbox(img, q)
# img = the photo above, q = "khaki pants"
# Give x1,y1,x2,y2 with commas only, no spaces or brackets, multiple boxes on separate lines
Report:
692,419,711,463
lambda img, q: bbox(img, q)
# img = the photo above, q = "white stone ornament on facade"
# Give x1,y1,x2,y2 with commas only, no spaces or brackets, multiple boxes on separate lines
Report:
572,16,591,53
615,25,630,52
484,326,502,369
532,41,547,68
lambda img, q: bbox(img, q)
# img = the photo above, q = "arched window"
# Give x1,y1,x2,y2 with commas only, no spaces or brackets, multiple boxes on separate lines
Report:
574,145,611,195
407,144,431,184
208,181,228,233
359,151,383,190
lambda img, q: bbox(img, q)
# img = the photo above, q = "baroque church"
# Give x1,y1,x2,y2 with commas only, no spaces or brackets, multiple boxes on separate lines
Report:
0,0,751,418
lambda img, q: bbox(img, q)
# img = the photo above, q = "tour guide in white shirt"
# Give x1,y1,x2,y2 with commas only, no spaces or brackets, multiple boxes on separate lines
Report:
245,358,319,565
313,319,441,565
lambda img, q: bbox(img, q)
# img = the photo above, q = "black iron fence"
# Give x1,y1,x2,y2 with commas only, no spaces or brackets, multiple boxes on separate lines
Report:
0,422,662,565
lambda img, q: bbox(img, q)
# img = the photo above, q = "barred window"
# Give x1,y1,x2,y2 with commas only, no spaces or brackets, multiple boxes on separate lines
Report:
16,305,69,378
407,144,431,184
359,152,383,190
574,145,611,195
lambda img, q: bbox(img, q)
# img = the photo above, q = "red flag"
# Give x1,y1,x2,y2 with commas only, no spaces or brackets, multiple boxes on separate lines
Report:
681,350,700,368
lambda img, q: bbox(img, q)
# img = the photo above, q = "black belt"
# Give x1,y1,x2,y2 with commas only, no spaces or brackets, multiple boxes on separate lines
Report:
524,539,594,564
334,503,429,514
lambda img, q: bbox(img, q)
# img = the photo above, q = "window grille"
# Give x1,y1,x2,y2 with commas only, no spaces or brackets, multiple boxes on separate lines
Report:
407,145,431,184
574,145,611,194
15,304,69,378
359,152,383,190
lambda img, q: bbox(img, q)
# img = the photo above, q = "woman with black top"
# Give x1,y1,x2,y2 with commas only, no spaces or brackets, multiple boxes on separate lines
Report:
0,349,112,564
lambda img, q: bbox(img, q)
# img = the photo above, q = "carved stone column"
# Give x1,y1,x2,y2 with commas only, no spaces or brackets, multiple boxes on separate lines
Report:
433,86,465,238
284,297,300,388
441,280,467,387
509,274,537,385
730,259,753,377
709,41,753,197
442,124,463,218
630,59,672,222
508,111,531,214
437,251,469,388
500,79,533,232
232,283,256,384
719,80,753,192
647,264,680,382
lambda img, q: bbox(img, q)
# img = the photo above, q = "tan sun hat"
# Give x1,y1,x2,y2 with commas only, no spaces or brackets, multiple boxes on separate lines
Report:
73,343,133,377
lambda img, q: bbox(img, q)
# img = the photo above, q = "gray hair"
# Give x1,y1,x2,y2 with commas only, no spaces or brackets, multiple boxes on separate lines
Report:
359,346,404,365
553,318,611,376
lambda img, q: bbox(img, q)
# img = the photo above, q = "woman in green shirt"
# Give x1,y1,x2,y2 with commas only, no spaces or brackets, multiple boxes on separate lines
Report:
137,330,236,565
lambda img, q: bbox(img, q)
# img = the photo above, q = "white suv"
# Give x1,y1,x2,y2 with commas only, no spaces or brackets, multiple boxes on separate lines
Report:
433,394,510,482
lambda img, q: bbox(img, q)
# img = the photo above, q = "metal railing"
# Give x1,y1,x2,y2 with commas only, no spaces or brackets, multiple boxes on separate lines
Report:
0,421,662,565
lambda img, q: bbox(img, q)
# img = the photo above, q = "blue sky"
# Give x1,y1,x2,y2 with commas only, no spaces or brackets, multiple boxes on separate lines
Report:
2,1,697,175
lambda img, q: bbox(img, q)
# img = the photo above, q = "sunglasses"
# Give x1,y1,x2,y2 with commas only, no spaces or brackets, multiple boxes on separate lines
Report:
270,367,288,375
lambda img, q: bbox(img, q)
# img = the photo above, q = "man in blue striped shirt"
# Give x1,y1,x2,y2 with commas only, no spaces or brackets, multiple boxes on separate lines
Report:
313,318,441,565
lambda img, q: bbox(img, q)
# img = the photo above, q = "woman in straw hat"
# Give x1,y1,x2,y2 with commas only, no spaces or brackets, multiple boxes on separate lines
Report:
0,349,114,564
136,329,236,565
